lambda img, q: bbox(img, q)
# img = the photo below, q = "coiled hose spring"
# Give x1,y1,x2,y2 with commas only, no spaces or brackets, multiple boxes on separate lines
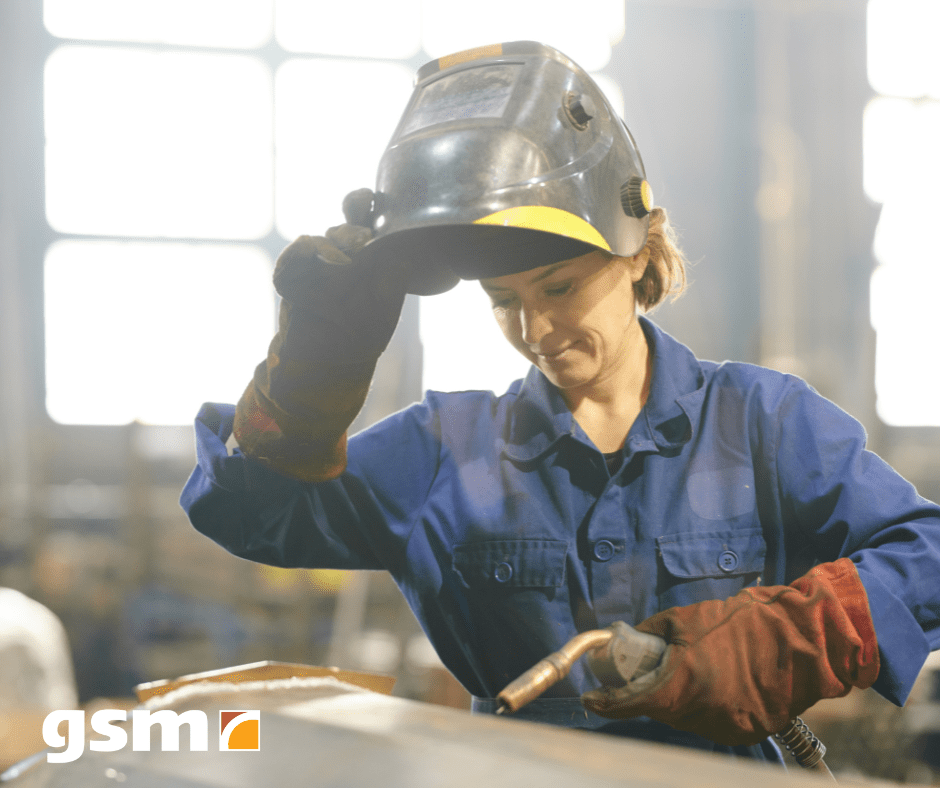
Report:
774,717,835,779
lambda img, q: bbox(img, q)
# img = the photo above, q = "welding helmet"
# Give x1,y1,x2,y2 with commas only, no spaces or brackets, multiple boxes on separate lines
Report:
359,40,653,296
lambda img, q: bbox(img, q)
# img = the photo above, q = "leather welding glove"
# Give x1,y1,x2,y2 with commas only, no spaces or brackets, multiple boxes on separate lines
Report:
234,188,407,482
581,557,880,746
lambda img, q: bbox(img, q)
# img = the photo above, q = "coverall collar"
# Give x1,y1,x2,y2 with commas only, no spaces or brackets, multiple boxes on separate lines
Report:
503,317,705,462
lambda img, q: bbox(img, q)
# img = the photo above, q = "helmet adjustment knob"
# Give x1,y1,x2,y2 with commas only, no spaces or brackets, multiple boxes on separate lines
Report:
564,91,595,129
621,176,653,218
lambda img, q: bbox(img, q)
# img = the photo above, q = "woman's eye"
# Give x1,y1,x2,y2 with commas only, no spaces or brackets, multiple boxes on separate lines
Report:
545,282,573,297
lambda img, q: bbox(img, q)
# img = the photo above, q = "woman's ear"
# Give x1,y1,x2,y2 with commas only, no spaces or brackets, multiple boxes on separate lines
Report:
627,246,651,283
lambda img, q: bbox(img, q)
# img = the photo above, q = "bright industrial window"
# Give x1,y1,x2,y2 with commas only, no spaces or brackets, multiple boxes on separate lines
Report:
275,0,421,59
866,0,940,426
274,58,413,238
43,0,274,48
44,45,274,240
41,2,417,425
44,241,274,425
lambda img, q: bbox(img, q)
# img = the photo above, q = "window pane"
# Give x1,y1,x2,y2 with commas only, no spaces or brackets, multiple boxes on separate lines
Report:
870,264,940,426
863,97,915,204
275,59,412,238
873,195,940,269
419,281,529,395
867,0,940,99
275,0,420,59
864,98,940,210
45,46,273,240
44,0,273,49
421,0,625,72
45,241,275,425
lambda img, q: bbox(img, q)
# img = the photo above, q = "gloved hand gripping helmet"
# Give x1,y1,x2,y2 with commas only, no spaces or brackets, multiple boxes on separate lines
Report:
359,41,654,296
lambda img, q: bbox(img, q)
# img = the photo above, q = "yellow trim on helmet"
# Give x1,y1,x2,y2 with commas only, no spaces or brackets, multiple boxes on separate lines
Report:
473,206,611,250
438,43,503,71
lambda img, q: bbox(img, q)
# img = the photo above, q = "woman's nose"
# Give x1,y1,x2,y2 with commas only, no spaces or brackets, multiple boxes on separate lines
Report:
519,304,551,346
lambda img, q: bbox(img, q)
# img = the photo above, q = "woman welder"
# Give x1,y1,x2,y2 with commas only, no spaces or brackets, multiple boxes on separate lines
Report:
181,42,940,765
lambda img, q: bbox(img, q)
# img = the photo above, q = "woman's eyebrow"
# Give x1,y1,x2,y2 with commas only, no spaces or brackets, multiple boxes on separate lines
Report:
481,261,573,293
531,261,571,283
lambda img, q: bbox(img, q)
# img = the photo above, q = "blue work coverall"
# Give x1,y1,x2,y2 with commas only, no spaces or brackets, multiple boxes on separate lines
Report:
182,317,940,762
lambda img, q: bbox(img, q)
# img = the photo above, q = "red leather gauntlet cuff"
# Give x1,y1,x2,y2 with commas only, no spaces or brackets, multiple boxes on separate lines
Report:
234,379,352,483
791,557,880,689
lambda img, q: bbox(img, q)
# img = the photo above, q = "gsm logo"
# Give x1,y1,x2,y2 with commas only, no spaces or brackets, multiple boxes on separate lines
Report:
219,710,260,750
42,709,261,763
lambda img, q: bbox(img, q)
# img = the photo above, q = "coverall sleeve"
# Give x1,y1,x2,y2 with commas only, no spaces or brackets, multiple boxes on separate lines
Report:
180,400,442,574
773,379,940,705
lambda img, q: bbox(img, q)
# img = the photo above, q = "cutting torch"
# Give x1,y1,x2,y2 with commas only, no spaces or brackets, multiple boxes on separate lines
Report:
495,622,836,781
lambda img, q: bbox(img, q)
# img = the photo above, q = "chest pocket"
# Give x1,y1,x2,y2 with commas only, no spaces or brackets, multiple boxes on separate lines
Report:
452,539,567,590
656,528,766,609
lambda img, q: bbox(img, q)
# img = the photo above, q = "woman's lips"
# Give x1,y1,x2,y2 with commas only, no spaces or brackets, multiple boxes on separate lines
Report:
535,341,579,360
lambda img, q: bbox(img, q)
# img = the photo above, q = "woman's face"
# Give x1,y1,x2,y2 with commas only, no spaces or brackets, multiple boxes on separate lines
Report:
481,249,649,393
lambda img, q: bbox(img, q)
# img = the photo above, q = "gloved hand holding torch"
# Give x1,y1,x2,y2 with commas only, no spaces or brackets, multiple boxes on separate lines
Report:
499,558,879,753
580,558,879,747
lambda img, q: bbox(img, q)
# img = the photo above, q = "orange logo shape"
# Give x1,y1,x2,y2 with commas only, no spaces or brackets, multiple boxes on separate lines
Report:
219,710,260,751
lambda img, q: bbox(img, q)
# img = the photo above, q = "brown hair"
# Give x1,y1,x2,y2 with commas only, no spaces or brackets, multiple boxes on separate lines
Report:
632,206,689,312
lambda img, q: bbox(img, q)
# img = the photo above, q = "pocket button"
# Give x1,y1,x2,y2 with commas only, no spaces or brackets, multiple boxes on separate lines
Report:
718,550,739,573
593,540,615,562
494,562,513,582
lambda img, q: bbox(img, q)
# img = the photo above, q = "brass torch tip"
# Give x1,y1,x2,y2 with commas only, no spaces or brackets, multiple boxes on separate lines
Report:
495,703,508,715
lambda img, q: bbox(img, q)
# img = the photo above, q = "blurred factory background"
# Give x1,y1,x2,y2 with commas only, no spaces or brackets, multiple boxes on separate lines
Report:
1,0,939,780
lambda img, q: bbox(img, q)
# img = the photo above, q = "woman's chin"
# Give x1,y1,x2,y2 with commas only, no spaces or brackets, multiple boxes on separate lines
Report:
537,361,593,390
